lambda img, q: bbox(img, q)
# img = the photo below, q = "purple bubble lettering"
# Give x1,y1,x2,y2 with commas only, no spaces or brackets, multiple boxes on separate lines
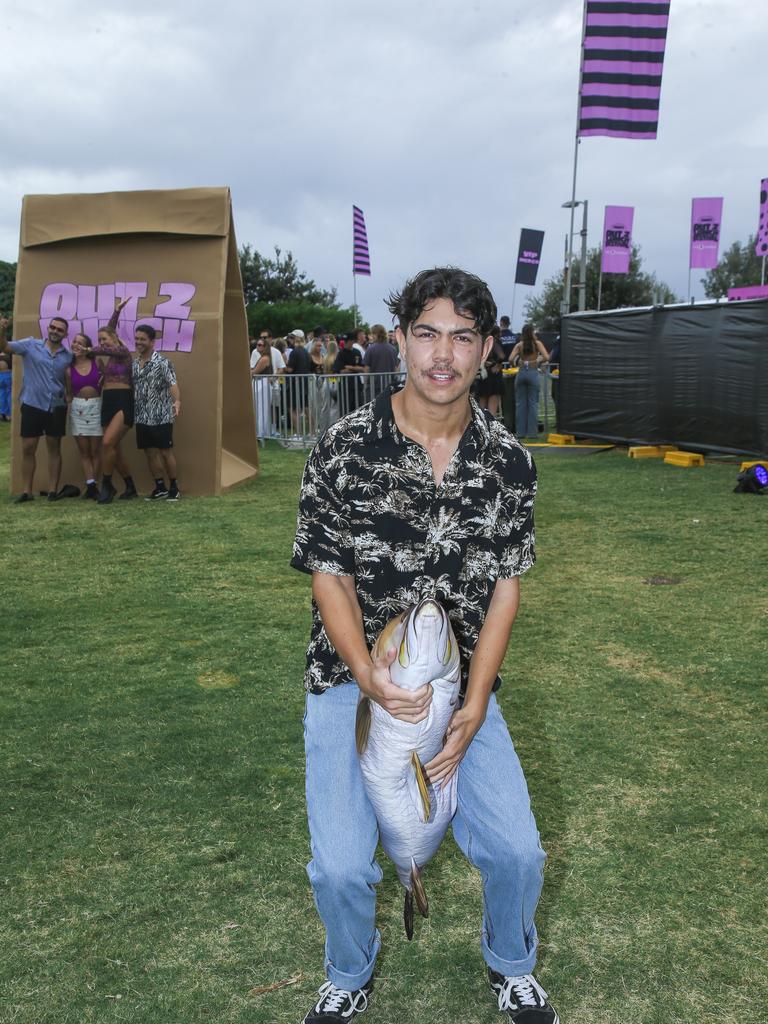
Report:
154,283,196,320
40,283,78,321
160,318,195,352
38,281,198,351
114,283,149,322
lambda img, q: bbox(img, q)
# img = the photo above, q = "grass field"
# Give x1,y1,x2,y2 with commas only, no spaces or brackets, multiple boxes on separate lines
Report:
1,426,766,1024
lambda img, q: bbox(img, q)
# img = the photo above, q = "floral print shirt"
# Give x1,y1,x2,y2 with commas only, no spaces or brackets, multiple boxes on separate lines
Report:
291,386,537,694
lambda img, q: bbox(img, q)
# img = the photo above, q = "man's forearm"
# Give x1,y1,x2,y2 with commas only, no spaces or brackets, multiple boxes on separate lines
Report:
312,572,372,683
463,576,521,720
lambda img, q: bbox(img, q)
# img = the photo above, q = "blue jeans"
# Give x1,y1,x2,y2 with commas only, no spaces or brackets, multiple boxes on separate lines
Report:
515,367,540,437
304,683,546,989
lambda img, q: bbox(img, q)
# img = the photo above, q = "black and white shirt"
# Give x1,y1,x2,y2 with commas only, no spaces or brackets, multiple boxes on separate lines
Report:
291,386,537,694
132,351,177,426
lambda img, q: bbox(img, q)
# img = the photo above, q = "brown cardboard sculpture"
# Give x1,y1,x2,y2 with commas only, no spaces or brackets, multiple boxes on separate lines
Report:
10,186,258,496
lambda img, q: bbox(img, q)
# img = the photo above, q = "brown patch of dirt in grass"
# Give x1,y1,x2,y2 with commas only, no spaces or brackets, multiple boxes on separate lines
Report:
603,645,681,687
196,671,240,690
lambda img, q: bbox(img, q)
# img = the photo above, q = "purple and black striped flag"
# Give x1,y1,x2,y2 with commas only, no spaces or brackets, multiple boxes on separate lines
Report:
578,0,671,140
353,205,371,276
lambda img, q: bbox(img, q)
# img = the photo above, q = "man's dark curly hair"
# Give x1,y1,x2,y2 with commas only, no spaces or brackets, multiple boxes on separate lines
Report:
386,267,497,338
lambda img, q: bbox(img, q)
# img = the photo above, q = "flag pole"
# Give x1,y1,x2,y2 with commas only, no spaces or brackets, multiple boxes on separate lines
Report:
597,263,603,311
564,0,588,316
353,272,358,328
762,256,766,287
510,283,518,331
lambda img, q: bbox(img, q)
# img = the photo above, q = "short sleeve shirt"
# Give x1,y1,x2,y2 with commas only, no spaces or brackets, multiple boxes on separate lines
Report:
132,351,177,425
363,342,399,375
9,338,72,410
291,386,537,694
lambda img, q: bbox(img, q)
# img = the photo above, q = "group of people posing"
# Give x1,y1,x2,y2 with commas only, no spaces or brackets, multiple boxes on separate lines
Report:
1,299,182,504
250,317,553,442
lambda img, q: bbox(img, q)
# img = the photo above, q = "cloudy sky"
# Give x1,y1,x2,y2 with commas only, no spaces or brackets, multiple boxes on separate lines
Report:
1,0,765,326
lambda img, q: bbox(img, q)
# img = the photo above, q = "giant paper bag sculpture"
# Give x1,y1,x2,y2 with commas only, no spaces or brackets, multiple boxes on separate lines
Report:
10,186,258,495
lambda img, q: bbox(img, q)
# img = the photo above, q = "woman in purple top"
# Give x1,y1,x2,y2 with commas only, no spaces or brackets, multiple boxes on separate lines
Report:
93,299,137,503
66,333,103,500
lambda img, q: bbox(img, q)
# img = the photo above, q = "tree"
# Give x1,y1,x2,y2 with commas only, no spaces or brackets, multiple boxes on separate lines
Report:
701,235,764,298
238,244,338,306
524,245,677,331
246,300,364,339
0,260,16,322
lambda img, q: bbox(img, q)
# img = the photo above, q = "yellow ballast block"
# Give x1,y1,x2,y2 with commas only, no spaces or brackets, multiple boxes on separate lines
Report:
629,446,664,458
547,433,575,445
740,460,767,472
664,451,705,467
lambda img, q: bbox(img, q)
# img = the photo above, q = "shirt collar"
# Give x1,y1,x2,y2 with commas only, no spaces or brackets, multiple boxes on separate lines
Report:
363,384,491,450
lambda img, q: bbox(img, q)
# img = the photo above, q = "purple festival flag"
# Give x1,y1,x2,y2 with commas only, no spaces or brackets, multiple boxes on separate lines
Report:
689,197,723,270
601,205,634,273
755,178,768,258
353,205,371,276
578,0,671,140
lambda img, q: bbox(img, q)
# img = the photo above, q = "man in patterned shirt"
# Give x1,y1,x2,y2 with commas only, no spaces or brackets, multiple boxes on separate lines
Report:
292,268,558,1024
132,324,182,501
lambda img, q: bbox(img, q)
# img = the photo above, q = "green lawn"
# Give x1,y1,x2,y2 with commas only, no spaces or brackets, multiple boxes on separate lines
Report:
1,426,766,1024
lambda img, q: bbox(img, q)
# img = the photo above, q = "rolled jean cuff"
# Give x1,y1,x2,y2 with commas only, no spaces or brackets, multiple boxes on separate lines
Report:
325,929,380,990
482,924,538,977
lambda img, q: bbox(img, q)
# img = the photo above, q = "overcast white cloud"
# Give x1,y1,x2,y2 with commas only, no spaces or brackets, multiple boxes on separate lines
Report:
1,0,766,325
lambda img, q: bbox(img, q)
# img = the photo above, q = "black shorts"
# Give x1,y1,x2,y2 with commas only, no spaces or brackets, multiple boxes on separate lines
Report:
101,389,134,429
136,422,174,450
20,403,67,438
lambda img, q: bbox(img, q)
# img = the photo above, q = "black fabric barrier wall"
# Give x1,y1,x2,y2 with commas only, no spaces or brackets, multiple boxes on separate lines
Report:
558,299,768,456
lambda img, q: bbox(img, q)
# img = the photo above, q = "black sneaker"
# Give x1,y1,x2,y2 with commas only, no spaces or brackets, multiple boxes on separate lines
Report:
47,490,63,502
166,485,181,502
489,970,559,1023
119,485,139,501
83,482,99,500
97,482,117,505
14,492,34,504
145,486,169,501
302,978,372,1023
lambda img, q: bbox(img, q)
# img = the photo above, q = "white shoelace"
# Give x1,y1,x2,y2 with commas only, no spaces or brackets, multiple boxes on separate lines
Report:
497,974,548,1012
315,981,369,1018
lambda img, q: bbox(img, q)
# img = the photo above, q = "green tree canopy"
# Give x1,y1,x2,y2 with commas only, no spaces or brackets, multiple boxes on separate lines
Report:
524,245,677,331
246,300,364,339
0,259,17,323
701,235,764,298
238,244,338,306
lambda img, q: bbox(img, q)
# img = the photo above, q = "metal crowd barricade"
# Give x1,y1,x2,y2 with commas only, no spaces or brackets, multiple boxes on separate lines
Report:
252,366,557,448
252,371,407,447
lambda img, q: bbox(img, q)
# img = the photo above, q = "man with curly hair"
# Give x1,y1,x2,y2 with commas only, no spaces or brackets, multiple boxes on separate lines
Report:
292,268,558,1024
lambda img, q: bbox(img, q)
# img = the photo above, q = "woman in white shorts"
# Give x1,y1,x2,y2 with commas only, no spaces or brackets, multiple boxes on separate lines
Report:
66,333,103,500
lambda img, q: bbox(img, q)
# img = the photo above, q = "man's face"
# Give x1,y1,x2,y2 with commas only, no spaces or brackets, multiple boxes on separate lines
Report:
134,330,154,355
397,297,492,408
47,320,67,345
259,332,271,345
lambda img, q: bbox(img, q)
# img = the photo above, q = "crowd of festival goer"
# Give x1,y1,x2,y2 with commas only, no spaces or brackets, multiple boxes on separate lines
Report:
249,318,554,441
1,302,182,504
1,308,555,502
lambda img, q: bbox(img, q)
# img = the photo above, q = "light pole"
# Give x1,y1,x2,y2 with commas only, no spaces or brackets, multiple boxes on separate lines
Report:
562,199,589,313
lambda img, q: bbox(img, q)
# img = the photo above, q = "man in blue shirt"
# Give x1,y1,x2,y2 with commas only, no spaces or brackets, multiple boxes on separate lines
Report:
0,315,73,503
